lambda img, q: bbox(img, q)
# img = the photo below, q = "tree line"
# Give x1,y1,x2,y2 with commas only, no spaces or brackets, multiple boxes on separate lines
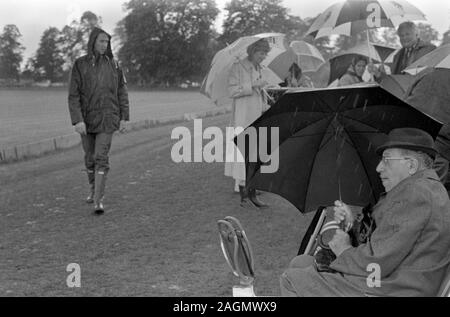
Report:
0,0,449,87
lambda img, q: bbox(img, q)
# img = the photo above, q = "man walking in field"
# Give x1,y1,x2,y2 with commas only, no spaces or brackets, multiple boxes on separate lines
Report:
68,27,129,214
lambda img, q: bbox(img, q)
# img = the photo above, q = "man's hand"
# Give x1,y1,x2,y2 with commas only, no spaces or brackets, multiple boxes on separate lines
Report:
367,63,385,79
74,122,86,135
119,120,127,133
329,229,352,257
333,200,354,231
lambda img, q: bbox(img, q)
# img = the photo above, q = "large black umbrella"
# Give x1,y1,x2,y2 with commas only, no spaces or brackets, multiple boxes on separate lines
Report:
239,85,442,213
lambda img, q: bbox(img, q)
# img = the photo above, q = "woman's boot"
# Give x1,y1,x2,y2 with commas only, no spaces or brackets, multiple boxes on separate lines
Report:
239,186,255,209
86,170,95,203
248,188,269,208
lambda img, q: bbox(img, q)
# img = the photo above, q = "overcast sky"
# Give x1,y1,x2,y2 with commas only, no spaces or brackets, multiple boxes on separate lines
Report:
1,0,449,62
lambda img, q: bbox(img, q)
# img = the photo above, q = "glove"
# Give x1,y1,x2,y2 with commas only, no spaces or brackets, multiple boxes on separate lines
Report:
119,120,127,133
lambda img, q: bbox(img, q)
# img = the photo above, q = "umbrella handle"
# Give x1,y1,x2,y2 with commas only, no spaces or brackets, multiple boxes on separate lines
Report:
317,220,353,251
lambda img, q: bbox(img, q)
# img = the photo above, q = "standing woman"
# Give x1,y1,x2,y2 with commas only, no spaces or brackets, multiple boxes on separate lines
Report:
224,39,270,209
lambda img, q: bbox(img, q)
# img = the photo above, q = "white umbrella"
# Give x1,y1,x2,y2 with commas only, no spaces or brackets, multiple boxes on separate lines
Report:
260,46,297,83
289,40,325,72
200,33,286,107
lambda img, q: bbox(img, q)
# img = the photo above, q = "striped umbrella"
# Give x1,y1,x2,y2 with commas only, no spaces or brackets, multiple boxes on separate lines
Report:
260,41,325,84
306,0,426,39
289,40,325,72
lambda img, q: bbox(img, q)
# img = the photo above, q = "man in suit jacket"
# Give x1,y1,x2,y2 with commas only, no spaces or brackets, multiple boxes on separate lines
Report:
369,21,436,78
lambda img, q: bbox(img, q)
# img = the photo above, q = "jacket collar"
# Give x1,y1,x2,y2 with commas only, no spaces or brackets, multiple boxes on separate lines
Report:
403,38,428,52
382,168,440,199
241,57,262,72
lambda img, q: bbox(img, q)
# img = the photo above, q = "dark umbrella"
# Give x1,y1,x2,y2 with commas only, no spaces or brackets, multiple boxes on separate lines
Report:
380,71,450,161
239,85,442,213
379,73,415,99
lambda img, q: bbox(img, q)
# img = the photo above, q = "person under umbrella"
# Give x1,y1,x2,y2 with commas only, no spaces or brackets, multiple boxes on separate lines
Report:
338,56,368,86
280,63,314,88
280,127,450,297
368,21,436,79
224,39,270,209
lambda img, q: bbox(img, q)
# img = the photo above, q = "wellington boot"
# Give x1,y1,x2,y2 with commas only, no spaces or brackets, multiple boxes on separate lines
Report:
93,171,107,215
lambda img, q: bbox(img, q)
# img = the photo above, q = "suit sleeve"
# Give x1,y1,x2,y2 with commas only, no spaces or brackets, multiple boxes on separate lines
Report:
68,61,84,125
228,62,253,98
330,183,432,278
117,65,130,121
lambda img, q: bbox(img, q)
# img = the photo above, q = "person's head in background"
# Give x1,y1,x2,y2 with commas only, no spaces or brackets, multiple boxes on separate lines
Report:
247,39,270,67
288,63,302,81
352,56,368,78
397,21,419,48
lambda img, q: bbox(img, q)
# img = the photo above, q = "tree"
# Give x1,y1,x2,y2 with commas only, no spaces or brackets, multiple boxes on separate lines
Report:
219,0,330,61
117,0,219,86
333,32,370,55
416,23,439,45
373,27,400,47
21,58,35,81
373,23,439,48
0,24,25,81
220,0,301,46
33,27,65,82
442,29,450,46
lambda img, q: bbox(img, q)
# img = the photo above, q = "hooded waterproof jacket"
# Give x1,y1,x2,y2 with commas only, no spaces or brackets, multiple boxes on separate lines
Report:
68,27,129,133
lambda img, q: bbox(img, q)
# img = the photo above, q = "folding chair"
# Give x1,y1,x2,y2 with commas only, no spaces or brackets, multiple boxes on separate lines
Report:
218,216,256,296
437,266,450,297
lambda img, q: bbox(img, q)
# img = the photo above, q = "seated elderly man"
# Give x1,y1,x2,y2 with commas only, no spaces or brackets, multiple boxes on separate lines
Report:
280,128,450,297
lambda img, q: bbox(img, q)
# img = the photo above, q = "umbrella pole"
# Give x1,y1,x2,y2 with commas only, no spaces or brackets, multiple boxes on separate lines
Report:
367,29,374,82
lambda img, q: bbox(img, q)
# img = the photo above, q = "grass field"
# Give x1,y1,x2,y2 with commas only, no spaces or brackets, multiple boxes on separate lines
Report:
0,88,215,148
0,114,312,296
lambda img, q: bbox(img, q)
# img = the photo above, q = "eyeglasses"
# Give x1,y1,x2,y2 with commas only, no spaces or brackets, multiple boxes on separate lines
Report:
379,156,412,165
